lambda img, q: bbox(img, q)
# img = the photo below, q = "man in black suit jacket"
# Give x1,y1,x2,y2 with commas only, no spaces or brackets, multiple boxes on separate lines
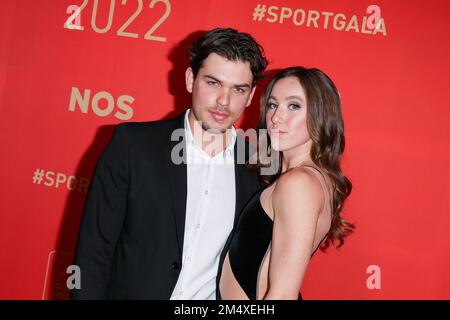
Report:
72,28,268,299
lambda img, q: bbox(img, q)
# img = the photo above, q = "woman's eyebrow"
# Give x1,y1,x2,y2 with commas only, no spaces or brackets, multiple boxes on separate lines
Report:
285,95,305,103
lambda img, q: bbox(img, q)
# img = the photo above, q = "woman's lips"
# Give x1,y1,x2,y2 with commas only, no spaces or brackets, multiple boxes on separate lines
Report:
269,129,287,136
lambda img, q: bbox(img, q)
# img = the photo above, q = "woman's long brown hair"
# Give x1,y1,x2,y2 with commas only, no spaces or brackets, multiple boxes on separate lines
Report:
248,67,354,249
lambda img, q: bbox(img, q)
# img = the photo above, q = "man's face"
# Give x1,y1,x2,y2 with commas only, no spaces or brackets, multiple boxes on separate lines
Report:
186,53,256,134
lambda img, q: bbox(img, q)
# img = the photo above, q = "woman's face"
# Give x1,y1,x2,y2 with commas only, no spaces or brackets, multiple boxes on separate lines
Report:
265,76,311,152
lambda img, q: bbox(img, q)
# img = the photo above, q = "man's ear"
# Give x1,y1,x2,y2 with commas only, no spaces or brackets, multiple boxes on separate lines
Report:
185,67,194,93
246,86,257,107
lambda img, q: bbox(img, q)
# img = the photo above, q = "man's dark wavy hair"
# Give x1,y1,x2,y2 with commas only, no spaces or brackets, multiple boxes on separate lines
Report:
188,28,268,86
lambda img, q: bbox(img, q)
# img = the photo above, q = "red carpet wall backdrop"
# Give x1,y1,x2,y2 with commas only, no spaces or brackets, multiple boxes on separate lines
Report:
0,0,449,300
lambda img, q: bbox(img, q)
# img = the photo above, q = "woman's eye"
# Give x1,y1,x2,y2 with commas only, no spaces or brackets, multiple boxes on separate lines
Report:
266,102,277,109
288,104,302,111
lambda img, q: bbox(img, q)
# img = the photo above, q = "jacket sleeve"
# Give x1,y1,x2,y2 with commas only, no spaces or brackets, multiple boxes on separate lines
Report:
71,123,129,299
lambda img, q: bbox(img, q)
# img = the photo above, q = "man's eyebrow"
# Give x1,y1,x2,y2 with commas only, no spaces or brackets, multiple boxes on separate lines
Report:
204,75,222,83
235,83,251,89
204,75,251,88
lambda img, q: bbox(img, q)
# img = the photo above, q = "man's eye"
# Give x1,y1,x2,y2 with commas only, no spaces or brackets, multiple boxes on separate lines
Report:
207,81,218,86
235,87,245,93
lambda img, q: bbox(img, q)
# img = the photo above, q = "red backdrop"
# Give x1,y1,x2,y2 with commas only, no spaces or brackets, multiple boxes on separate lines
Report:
1,0,449,299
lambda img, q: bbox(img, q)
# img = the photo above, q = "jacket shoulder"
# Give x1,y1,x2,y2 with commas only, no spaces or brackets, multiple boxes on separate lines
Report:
119,117,180,133
118,115,184,140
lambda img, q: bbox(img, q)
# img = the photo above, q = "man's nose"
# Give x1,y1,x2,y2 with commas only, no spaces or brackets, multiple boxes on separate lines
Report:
217,89,231,108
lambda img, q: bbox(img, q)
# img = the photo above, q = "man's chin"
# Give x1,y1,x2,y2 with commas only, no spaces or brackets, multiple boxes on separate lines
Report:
202,123,228,135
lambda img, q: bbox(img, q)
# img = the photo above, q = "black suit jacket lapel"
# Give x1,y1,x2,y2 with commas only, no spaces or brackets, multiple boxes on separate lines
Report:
233,141,244,227
233,134,264,226
233,134,256,226
164,112,187,256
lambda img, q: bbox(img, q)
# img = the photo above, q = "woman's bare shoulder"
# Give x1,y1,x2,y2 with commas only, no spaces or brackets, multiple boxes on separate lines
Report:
271,167,324,218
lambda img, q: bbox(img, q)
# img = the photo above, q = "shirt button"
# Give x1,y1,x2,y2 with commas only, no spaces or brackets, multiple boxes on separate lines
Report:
186,256,192,262
204,190,208,195
196,223,201,229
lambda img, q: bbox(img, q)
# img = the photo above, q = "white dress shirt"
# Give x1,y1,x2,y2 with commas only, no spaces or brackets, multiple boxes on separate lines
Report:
170,109,236,300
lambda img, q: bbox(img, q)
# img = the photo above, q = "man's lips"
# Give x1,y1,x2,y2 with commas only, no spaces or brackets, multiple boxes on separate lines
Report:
210,111,229,122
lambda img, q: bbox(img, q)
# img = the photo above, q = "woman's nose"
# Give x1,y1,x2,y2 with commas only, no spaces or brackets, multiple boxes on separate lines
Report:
271,107,284,124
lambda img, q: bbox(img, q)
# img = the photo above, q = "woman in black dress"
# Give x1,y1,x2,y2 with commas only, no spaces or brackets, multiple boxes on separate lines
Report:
218,67,354,300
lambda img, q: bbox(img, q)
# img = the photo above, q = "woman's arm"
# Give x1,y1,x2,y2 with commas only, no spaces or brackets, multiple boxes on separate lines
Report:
263,168,324,300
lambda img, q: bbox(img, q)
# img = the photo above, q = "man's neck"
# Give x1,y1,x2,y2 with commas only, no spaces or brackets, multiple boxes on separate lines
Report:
187,111,234,157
